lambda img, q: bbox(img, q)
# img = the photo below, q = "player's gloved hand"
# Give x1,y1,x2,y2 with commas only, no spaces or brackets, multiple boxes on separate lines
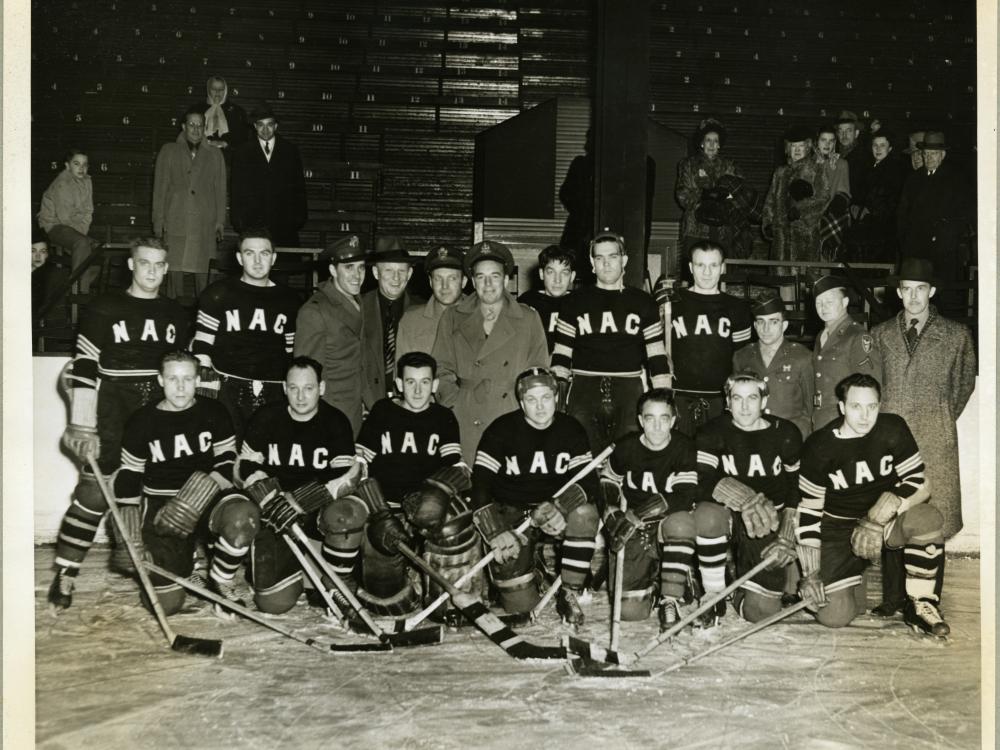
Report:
260,491,305,534
712,478,779,538
473,504,524,564
761,507,798,569
788,178,814,201
867,491,902,526
325,461,362,500
196,366,220,399
62,424,100,462
850,518,885,564
487,530,524,564
798,573,828,610
604,508,643,553
550,365,572,381
530,501,566,537
368,510,411,556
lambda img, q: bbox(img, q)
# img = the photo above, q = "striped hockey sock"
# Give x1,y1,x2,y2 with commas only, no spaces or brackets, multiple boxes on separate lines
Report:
209,536,250,587
560,534,597,590
696,534,729,594
54,500,106,569
903,541,944,602
660,537,695,600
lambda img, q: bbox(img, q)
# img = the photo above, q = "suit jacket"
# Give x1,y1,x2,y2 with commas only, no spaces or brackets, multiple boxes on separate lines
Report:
360,288,424,407
896,159,973,278
872,307,976,538
152,133,226,273
733,338,814,438
293,278,365,435
432,291,549,465
230,135,307,245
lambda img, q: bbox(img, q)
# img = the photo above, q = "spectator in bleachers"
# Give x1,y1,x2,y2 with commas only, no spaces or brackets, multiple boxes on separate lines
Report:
32,228,69,332
814,123,850,197
202,76,249,161
230,103,308,247
847,128,906,263
152,106,226,298
903,130,926,171
762,127,839,265
37,147,99,294
896,131,975,305
835,110,870,206
675,118,754,259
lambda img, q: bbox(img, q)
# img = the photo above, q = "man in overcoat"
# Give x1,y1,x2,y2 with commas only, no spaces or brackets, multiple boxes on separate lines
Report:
870,258,976,614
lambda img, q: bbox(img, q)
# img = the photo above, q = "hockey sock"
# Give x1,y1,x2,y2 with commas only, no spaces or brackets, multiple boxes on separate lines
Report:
209,535,250,587
903,541,944,602
560,534,597,589
322,540,361,581
660,537,695,599
54,500,106,569
696,534,728,594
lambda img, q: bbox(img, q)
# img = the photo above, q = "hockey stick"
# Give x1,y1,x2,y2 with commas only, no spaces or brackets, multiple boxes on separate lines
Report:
609,494,627,651
658,599,811,675
145,562,393,654
565,554,778,675
282,535,347,624
286,523,444,647
397,541,566,660
530,575,562,621
88,456,223,658
404,443,616,631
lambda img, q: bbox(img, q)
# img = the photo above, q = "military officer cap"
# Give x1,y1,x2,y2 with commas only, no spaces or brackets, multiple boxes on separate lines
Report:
321,234,369,265
813,274,848,297
752,295,785,317
424,245,465,273
464,239,514,277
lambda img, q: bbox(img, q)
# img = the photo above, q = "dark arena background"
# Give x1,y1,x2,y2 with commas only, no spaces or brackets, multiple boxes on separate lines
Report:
18,1,994,748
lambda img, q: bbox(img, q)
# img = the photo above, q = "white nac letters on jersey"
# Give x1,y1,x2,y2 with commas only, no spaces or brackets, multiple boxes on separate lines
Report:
828,455,894,491
379,431,441,456
147,430,212,463
671,315,731,339
504,451,571,476
720,453,778,478
112,319,178,344
575,312,641,336
267,443,333,470
625,470,660,493
224,308,287,334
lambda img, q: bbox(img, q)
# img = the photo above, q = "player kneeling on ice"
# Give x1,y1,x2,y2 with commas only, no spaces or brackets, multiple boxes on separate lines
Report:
355,351,476,621
115,350,259,615
236,356,363,615
696,371,802,623
603,388,732,632
796,373,949,637
470,368,600,627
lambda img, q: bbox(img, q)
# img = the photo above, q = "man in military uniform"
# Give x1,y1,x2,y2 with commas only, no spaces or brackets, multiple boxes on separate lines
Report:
811,275,881,430
395,245,467,364
733,296,814,438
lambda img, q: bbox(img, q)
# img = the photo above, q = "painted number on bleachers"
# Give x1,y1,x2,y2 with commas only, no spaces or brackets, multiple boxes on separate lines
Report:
350,170,360,179
312,124,324,132
122,116,130,124
278,90,285,98
288,62,296,69
322,92,333,101
304,170,313,178
340,223,351,231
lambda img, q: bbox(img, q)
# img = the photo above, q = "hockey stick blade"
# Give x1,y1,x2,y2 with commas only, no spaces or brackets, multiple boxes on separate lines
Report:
565,656,651,678
170,633,225,658
562,634,635,666
398,542,565,660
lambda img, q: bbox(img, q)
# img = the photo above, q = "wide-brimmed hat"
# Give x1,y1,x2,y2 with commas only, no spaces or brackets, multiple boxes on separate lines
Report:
903,130,926,154
835,110,859,126
321,234,369,265
464,239,514,277
917,131,948,150
784,125,814,144
250,102,277,123
889,257,937,286
372,235,418,264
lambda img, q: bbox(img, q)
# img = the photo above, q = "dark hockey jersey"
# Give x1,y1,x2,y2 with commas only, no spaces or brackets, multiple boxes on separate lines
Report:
669,289,752,393
696,414,801,510
192,277,300,381
797,412,925,546
240,400,356,490
355,398,463,501
551,286,669,381
605,431,698,514
116,397,236,499
517,289,568,354
472,411,597,510
69,290,190,390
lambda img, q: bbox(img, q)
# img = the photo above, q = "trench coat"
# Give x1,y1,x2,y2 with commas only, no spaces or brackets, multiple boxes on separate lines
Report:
872,307,976,538
432,291,549,465
152,133,226,273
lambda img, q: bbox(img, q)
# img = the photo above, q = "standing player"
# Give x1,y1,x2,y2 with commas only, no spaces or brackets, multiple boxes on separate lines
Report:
191,227,301,442
355,351,473,617
49,238,190,609
600,389,702,630
797,373,949,636
470,368,600,626
518,244,577,353
115,351,260,614
732,296,814,438
236,356,361,614
696,372,802,623
551,229,670,452
658,240,752,437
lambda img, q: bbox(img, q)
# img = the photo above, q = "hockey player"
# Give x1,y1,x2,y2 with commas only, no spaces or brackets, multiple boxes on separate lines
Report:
600,389,703,631
656,240,753,437
470,368,600,626
797,373,949,636
551,229,670,452
191,227,301,441
696,372,802,623
114,351,260,614
49,237,190,609
518,244,577,353
236,356,362,614
355,351,473,617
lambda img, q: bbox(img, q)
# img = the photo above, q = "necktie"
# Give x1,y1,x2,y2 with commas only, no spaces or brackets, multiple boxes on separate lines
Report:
384,307,396,381
905,318,919,351
264,141,271,156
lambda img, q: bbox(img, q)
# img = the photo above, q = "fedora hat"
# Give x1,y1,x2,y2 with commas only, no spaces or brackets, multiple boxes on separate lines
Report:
889,258,936,286
372,235,418,264
916,131,948,150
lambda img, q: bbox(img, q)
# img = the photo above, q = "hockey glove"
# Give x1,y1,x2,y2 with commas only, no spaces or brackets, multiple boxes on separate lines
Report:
62,424,100,462
531,483,588,537
473,504,524,564
261,482,333,534
850,518,885,564
154,471,220,537
604,508,643,553
324,461,362,500
368,510,411,556
406,465,472,531
760,508,798,569
245,476,282,508
712,477,779,538
867,491,902,526
196,366,220,400
797,544,827,610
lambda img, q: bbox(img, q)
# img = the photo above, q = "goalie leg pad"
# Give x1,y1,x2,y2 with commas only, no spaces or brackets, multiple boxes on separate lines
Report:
619,587,656,621
109,503,145,574
659,511,697,601
142,497,196,613
318,496,370,547
610,535,658,620
493,533,541,614
208,492,261,550
358,533,420,615
250,527,303,614
154,471,220,538
424,520,488,615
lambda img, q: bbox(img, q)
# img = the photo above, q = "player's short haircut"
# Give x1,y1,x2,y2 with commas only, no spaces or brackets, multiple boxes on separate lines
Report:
287,355,323,382
64,147,87,163
688,240,726,263
636,387,675,417
182,104,205,124
160,350,198,373
724,371,769,400
129,237,168,257
238,227,274,250
397,351,437,379
537,244,576,271
835,373,881,403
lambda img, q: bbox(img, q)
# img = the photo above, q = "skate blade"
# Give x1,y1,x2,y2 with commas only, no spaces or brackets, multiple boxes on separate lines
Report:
564,657,651,678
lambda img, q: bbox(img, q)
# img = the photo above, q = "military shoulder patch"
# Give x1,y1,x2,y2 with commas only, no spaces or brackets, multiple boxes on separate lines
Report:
861,334,873,353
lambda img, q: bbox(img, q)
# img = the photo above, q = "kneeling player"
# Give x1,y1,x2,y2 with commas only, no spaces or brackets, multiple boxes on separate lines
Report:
797,373,949,637
236,356,362,615
601,389,706,630
115,351,260,615
696,372,802,623
471,368,600,626
355,351,473,620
